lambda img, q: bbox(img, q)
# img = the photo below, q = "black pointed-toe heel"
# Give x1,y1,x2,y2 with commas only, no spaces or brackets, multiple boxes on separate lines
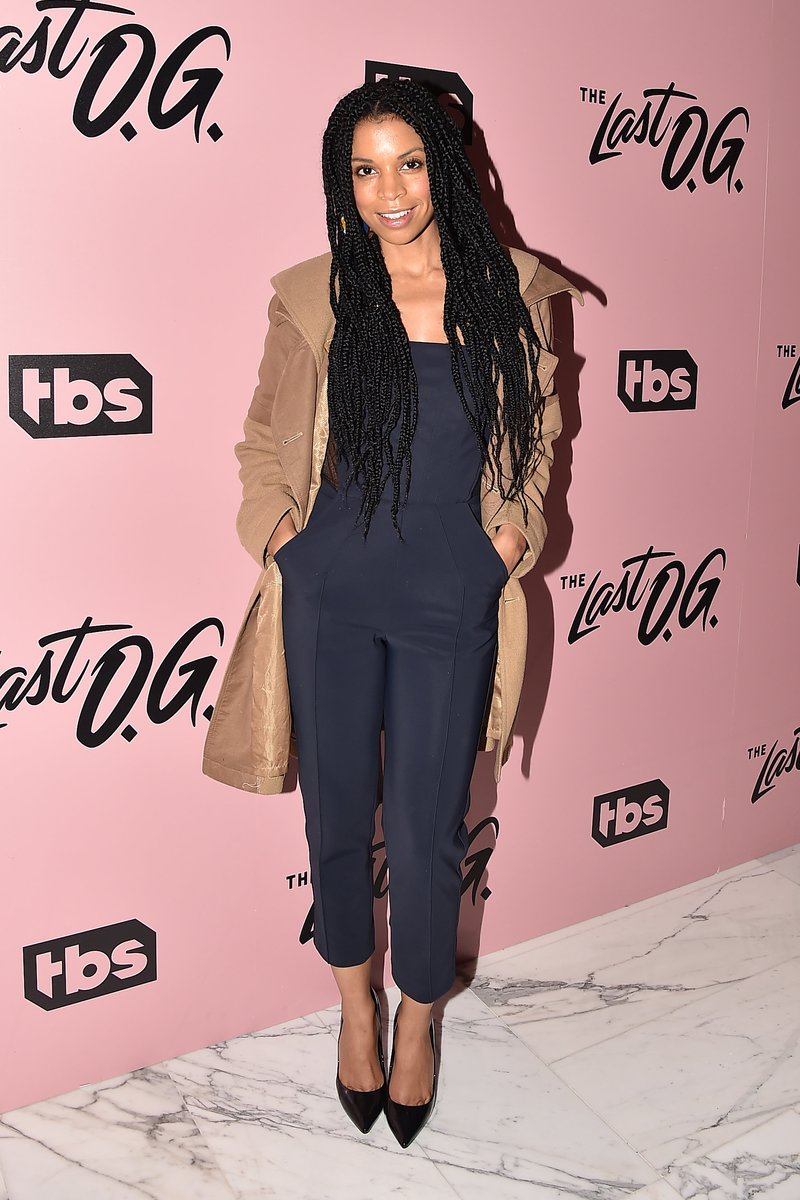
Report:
335,985,387,1134
385,1003,438,1148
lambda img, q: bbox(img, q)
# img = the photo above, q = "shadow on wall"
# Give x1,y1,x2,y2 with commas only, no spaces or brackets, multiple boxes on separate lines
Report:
468,112,604,787
421,108,602,971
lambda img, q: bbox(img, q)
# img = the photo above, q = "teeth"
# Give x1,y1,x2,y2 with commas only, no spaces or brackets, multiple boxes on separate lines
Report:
379,209,411,218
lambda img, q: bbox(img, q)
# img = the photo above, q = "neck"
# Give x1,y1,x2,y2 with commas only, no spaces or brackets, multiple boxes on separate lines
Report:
377,220,443,282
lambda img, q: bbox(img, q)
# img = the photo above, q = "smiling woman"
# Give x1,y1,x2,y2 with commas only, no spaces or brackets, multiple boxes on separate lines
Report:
321,87,557,555
350,122,450,341
352,131,432,232
206,75,582,1149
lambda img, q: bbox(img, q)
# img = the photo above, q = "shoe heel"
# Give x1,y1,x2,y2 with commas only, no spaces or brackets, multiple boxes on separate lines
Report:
385,1004,437,1148
335,985,387,1134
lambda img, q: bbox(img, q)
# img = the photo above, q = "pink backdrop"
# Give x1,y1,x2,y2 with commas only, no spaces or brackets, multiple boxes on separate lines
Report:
1,0,798,1111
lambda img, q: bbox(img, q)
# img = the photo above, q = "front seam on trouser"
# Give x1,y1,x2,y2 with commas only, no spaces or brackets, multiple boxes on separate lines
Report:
424,506,466,1001
313,568,329,957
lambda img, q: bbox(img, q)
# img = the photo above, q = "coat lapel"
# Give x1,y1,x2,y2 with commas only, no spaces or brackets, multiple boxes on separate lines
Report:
271,252,333,371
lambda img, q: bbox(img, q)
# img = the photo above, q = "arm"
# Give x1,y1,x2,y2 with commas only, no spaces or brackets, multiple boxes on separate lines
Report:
234,292,307,567
489,295,564,581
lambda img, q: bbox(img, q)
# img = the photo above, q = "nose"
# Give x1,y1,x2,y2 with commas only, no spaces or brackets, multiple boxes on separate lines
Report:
378,171,406,203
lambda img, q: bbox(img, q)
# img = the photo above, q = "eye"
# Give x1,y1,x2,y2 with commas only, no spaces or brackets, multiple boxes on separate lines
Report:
354,165,375,177
402,158,425,170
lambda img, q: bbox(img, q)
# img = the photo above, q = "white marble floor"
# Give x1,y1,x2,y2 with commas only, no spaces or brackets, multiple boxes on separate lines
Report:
2,844,799,1200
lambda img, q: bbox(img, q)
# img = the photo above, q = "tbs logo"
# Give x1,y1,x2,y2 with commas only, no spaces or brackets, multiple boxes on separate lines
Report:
23,919,157,1011
592,779,669,847
365,60,473,146
618,351,697,411
9,355,152,438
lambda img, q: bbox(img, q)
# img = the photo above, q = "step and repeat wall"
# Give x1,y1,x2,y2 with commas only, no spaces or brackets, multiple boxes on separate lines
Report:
2,0,798,1111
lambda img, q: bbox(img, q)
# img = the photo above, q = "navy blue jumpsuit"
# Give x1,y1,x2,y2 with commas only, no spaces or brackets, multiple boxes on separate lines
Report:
273,341,509,1003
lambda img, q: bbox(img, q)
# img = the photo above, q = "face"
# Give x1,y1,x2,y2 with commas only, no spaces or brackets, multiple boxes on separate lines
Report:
350,115,436,244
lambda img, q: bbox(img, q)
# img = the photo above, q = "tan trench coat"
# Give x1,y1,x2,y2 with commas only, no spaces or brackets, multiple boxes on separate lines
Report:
202,245,583,795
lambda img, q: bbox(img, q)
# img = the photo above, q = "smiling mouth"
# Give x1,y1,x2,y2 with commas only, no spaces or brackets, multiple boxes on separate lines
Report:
376,207,414,220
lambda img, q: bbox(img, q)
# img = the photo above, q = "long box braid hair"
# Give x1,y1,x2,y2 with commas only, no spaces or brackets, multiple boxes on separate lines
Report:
321,77,545,544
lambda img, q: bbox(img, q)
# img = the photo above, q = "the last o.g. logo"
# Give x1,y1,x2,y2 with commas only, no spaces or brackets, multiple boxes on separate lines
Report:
0,2,230,142
584,82,749,194
9,354,152,437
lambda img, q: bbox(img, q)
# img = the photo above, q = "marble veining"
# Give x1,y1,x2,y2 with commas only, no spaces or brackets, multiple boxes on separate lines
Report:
629,1182,684,1200
547,944,800,1170
470,861,800,1066
0,842,797,1199
761,845,800,888
0,1063,237,1199
663,1105,800,1197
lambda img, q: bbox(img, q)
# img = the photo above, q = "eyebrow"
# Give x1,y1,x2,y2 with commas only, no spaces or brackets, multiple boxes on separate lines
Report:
351,145,424,163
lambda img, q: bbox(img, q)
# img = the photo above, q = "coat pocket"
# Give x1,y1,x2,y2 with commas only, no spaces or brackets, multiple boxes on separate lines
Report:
536,346,559,396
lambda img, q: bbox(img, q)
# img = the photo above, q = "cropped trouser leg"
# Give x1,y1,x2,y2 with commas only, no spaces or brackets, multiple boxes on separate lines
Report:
282,554,387,969
381,601,499,1003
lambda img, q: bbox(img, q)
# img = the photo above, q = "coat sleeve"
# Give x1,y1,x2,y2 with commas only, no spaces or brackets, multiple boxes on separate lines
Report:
234,292,308,567
486,294,564,581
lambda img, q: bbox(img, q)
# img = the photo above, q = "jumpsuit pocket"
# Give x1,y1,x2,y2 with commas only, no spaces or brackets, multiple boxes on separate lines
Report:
273,491,354,590
272,526,306,564
273,488,337,566
462,502,510,586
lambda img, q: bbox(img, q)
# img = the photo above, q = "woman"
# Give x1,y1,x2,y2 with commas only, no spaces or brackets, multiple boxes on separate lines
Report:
203,77,582,1147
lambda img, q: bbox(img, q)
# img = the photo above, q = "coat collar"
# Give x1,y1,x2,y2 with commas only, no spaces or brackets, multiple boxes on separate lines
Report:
270,246,582,364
